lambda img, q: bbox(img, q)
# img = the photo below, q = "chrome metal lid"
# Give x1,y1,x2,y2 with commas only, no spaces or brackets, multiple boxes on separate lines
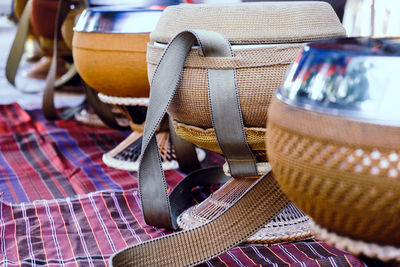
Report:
74,6,163,33
278,37,400,126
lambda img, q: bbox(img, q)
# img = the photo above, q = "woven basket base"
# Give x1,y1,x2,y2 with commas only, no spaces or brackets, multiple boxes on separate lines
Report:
172,120,267,161
103,131,206,172
98,93,149,107
312,221,400,262
177,176,313,244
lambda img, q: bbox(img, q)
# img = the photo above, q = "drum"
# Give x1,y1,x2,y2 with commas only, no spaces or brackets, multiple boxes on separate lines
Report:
147,2,346,243
267,37,400,261
73,6,206,171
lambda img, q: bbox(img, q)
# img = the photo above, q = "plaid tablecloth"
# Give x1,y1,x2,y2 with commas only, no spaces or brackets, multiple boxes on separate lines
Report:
0,103,366,266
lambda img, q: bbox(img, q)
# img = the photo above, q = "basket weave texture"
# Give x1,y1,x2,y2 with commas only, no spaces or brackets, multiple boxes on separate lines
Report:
148,44,303,129
267,98,400,247
147,2,346,153
172,120,266,155
150,2,346,44
177,177,313,244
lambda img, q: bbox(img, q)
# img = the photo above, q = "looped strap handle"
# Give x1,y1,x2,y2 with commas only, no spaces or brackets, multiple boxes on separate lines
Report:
5,0,88,120
110,29,291,267
138,30,258,230
42,0,87,120
5,0,33,86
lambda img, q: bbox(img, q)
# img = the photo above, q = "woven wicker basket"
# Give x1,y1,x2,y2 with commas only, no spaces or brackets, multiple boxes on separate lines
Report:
146,2,346,244
147,2,346,155
267,37,400,261
268,100,400,245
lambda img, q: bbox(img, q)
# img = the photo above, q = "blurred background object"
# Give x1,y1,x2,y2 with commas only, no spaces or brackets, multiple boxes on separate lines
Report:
0,0,13,17
89,0,182,7
29,0,71,80
343,0,400,37
89,0,146,6
184,0,240,3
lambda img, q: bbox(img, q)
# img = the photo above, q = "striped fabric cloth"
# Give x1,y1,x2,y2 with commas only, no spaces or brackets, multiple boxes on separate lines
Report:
0,104,366,266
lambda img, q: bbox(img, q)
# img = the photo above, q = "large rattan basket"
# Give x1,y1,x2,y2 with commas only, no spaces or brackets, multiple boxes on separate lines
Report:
147,2,346,244
267,37,400,262
147,2,346,156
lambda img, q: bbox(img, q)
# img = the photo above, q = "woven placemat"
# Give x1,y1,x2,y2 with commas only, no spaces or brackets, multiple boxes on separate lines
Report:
103,130,206,172
178,175,313,244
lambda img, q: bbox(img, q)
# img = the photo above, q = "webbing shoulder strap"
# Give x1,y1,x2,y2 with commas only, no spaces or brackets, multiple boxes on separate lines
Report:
43,0,132,124
42,0,87,120
110,29,291,267
138,30,257,230
5,0,32,86
111,172,289,267
5,0,87,120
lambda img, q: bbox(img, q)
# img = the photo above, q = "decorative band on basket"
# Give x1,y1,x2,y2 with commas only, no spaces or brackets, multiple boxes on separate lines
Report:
98,93,149,106
147,42,305,69
172,120,266,153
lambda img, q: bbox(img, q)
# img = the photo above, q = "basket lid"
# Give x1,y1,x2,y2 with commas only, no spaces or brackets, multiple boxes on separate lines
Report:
150,2,346,44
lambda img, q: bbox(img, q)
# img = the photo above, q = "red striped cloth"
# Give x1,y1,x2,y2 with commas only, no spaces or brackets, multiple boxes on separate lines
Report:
0,190,366,267
0,103,194,202
0,104,366,266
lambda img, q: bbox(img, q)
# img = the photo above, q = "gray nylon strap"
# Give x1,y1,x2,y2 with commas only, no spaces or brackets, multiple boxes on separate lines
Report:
110,29,290,267
110,172,290,267
168,117,201,174
202,31,257,178
139,30,257,229
5,0,32,86
5,0,87,120
138,31,197,229
207,69,258,178
42,0,86,120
